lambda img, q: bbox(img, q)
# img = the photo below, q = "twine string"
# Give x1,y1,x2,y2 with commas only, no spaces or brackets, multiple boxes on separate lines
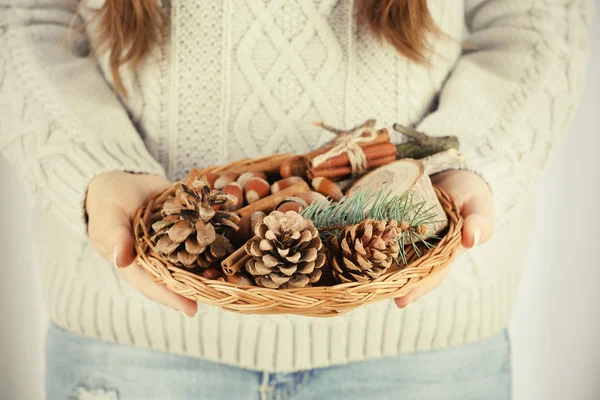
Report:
311,126,378,175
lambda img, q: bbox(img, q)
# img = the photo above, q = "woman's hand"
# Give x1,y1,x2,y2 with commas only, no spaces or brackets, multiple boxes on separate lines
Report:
394,170,495,308
86,172,198,317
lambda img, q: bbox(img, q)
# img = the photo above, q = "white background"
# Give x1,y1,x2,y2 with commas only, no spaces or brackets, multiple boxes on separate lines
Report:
1,13,599,400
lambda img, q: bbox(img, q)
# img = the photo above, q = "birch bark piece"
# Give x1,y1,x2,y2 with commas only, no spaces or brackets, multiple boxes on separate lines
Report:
348,159,448,240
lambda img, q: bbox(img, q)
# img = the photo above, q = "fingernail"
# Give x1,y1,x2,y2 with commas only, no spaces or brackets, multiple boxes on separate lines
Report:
473,229,481,247
112,247,119,268
403,302,412,309
180,311,190,318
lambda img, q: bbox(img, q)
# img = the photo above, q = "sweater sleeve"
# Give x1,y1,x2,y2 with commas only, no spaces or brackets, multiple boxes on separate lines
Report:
0,0,166,234
417,0,592,225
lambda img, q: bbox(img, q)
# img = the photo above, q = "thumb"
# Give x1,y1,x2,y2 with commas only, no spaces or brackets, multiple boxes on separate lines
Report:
112,221,136,268
460,194,494,249
88,201,136,268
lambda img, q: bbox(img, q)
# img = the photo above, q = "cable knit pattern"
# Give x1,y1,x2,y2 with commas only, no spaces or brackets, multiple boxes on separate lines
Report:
417,0,592,224
0,0,592,372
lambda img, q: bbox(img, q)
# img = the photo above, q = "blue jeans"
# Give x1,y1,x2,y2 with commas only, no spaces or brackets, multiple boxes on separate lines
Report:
46,324,511,400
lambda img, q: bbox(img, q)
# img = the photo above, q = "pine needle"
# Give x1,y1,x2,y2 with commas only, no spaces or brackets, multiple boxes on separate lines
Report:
301,188,440,264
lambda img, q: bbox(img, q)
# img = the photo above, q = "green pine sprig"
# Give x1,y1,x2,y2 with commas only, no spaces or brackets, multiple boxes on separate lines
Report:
301,188,444,264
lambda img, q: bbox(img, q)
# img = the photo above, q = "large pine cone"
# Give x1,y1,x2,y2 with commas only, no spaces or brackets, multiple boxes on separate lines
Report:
328,219,400,283
151,180,240,269
244,211,326,289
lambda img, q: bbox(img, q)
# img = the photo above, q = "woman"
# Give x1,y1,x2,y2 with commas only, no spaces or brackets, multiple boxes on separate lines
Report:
0,0,590,399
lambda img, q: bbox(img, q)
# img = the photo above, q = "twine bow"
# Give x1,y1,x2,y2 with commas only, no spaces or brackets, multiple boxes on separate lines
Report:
311,125,378,175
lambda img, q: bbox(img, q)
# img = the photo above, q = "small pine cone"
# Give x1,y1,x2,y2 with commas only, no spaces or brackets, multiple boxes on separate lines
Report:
151,180,239,269
328,219,400,283
244,211,326,289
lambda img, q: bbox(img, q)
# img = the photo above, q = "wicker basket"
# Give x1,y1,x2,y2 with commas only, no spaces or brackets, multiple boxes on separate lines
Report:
133,155,463,317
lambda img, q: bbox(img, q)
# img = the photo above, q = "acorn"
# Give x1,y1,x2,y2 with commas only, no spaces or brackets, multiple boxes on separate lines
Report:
222,182,244,210
237,171,267,188
296,191,327,206
226,273,255,286
275,196,308,213
271,177,305,193
201,267,224,280
214,172,241,190
201,172,220,189
275,191,327,213
183,170,219,188
244,177,270,204
312,177,343,201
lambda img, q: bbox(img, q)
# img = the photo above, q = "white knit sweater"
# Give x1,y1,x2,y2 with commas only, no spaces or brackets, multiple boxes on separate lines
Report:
0,0,591,372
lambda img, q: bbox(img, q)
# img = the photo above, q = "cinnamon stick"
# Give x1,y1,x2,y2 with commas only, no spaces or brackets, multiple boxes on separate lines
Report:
226,154,291,175
221,245,248,276
280,156,305,178
229,253,252,277
310,143,397,170
233,215,252,244
232,180,311,242
280,131,392,179
309,155,397,180
236,180,310,218
305,130,390,162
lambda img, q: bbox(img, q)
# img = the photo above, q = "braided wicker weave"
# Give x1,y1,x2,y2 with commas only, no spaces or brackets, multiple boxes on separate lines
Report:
132,155,463,317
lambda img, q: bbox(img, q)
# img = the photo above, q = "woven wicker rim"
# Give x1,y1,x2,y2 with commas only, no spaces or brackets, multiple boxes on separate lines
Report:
133,156,463,317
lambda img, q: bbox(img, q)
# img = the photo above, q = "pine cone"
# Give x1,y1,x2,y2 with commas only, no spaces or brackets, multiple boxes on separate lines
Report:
328,219,400,283
244,211,326,289
151,180,240,269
